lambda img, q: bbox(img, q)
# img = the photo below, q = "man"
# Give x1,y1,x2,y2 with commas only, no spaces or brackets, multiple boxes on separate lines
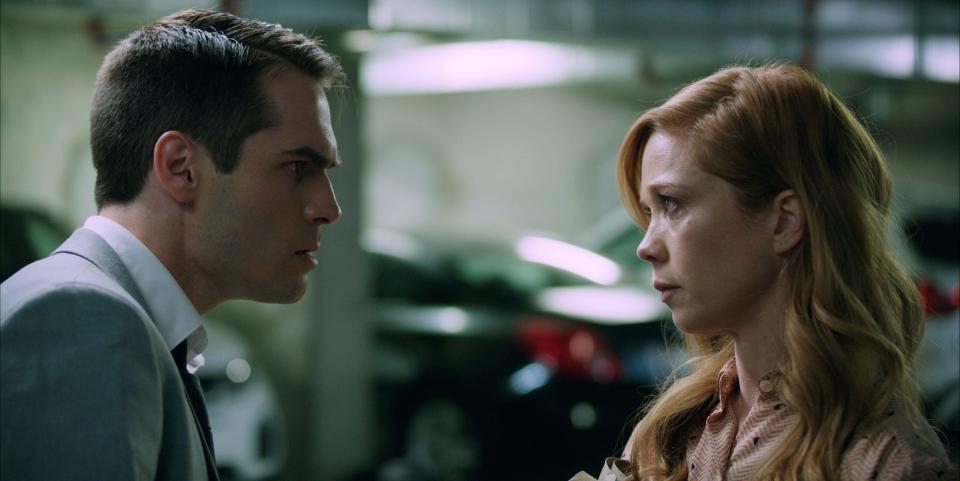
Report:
1,9,343,480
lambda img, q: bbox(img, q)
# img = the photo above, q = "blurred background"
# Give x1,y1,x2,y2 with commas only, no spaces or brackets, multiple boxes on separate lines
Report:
1,0,957,480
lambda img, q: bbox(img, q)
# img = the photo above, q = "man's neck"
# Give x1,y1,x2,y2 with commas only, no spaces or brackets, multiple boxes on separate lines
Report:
98,203,218,314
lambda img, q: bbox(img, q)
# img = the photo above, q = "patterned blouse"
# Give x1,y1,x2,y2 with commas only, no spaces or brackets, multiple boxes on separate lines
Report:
573,359,958,481
681,357,958,481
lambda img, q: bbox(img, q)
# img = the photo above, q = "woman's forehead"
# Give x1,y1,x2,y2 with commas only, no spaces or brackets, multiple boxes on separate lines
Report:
639,133,708,189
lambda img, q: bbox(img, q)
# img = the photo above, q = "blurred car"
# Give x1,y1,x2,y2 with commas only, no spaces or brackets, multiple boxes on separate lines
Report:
0,205,287,480
0,205,68,282
366,198,960,479
364,229,678,481
900,206,960,461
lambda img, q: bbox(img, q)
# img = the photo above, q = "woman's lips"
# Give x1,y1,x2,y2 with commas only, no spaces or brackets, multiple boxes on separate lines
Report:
653,281,680,303
659,287,678,302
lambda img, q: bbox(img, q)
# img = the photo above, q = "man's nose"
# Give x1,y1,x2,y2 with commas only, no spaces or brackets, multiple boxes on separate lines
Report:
305,177,342,225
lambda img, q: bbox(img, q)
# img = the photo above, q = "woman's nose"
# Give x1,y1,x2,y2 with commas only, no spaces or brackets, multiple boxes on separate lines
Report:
636,225,665,264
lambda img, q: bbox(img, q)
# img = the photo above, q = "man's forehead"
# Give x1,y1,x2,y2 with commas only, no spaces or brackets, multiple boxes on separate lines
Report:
316,89,332,116
258,68,338,151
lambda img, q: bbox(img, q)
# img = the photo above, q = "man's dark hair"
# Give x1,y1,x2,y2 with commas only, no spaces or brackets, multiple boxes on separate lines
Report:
90,9,344,208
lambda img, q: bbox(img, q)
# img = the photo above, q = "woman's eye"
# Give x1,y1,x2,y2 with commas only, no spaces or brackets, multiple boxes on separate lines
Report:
639,196,680,218
661,196,681,213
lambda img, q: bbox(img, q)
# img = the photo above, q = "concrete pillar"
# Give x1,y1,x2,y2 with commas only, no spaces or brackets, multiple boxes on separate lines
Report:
305,39,374,481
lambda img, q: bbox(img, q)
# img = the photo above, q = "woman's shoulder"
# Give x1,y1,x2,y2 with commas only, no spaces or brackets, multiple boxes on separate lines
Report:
841,408,957,481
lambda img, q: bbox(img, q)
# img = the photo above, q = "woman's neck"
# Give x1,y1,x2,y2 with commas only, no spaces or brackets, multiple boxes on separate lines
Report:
733,330,783,414
729,275,790,419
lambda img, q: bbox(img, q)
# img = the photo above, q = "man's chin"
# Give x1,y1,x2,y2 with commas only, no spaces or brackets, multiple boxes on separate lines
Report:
247,281,308,304
279,284,308,304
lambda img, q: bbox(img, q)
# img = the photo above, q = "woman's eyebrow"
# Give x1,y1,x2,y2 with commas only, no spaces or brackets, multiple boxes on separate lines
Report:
645,181,691,192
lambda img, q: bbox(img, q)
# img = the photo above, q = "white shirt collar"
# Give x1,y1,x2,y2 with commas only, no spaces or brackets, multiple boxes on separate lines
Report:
83,216,206,372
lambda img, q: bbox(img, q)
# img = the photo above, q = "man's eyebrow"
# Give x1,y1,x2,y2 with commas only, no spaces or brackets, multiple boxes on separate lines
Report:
283,146,340,168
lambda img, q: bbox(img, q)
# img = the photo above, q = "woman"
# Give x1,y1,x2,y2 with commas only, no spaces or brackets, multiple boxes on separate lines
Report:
612,64,957,480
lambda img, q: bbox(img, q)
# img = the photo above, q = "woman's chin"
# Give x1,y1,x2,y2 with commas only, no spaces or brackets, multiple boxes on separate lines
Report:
671,313,725,337
670,316,698,335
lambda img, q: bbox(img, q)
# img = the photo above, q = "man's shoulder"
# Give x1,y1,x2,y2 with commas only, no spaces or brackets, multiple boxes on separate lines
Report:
1,252,169,380
1,251,138,321
0,253,199,481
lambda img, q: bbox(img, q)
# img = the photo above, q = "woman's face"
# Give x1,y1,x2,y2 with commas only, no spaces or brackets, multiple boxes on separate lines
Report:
635,132,782,335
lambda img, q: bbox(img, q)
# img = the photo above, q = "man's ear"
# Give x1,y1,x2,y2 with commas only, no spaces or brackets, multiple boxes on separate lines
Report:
771,189,805,255
153,131,200,204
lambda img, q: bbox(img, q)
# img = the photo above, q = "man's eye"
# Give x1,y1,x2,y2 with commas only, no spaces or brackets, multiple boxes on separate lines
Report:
287,161,313,180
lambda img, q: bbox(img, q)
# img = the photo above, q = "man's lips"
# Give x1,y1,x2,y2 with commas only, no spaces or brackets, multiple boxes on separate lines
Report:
295,247,319,269
295,246,319,255
295,240,320,267
295,239,321,255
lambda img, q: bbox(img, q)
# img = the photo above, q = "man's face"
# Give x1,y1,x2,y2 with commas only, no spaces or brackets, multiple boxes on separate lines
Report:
190,67,341,304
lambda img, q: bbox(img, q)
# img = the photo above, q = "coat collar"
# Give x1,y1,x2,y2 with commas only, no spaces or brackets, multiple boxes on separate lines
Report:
53,227,152,319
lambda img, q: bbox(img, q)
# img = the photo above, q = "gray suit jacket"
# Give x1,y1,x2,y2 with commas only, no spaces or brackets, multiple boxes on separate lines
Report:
1,228,217,481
